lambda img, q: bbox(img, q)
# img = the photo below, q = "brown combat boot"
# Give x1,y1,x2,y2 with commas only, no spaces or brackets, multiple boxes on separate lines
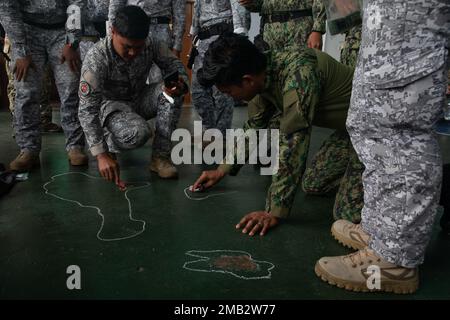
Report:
149,156,178,179
315,247,419,294
331,220,370,250
9,151,40,172
68,148,88,166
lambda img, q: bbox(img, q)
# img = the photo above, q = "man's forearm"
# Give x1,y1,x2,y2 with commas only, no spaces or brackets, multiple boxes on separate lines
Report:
265,129,312,219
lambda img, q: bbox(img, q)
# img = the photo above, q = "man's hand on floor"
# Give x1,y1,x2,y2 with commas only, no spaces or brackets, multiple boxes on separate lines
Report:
236,211,279,236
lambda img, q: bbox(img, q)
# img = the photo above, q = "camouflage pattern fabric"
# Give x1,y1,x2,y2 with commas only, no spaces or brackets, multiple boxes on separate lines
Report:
0,0,86,152
347,0,450,268
241,0,326,50
78,36,188,158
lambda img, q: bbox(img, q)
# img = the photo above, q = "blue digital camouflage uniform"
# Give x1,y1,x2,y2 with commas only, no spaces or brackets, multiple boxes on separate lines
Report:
190,0,250,135
109,0,186,83
0,0,86,153
347,0,450,268
78,36,188,158
108,0,186,152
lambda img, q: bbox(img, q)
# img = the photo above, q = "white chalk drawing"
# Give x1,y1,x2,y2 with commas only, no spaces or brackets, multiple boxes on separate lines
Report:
43,172,150,241
183,250,275,280
183,186,237,201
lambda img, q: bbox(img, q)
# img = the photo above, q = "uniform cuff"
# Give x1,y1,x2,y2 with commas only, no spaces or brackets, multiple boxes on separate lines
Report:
312,23,326,34
218,163,233,175
12,45,28,59
268,205,290,219
89,142,108,157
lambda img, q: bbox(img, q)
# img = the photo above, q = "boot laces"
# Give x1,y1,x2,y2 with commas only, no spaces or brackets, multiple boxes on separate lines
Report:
343,249,378,268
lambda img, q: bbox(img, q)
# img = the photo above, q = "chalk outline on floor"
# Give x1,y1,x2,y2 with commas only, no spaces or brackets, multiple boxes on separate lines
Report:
183,249,275,280
43,172,150,242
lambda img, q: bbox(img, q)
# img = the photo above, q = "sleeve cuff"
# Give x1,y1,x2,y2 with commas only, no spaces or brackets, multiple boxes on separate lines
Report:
268,205,290,219
218,163,233,175
89,142,108,157
312,24,326,34
12,45,27,59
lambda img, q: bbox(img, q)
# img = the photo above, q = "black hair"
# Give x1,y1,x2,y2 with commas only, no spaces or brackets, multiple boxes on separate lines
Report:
197,33,267,87
112,5,149,40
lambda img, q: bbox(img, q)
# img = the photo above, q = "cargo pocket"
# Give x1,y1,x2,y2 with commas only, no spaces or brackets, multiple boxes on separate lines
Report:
363,1,447,89
280,89,310,135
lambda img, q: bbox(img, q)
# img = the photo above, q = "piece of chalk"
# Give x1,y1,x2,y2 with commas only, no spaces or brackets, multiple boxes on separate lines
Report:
189,185,202,192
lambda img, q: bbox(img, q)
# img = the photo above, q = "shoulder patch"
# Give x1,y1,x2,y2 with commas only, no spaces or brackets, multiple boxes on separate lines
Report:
79,81,92,97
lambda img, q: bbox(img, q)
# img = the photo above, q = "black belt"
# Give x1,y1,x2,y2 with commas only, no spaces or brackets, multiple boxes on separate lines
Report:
23,19,66,30
198,22,233,40
148,16,171,24
263,9,313,24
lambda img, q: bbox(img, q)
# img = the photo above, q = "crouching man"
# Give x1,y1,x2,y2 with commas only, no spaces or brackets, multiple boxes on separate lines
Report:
78,5,188,183
192,34,355,236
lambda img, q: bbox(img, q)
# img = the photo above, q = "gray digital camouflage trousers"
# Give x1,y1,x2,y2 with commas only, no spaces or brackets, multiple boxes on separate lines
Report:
147,24,175,84
102,82,183,159
191,35,234,135
7,55,54,126
347,0,449,269
11,25,84,152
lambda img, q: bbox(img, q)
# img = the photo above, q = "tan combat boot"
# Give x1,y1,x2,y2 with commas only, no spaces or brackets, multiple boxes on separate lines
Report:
149,156,178,179
68,148,88,166
9,151,40,172
331,220,370,250
315,247,419,294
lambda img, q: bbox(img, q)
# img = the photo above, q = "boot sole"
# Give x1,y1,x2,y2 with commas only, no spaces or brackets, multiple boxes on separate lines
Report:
331,223,367,251
314,261,419,294
9,160,40,173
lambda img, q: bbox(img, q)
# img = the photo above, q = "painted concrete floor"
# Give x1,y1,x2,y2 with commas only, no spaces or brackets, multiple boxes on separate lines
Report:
0,107,449,300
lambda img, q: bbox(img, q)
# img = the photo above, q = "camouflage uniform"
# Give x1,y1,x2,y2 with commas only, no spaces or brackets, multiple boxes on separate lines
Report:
78,36,188,158
219,48,355,218
190,0,250,135
109,0,186,83
242,0,326,50
4,37,55,129
0,0,85,153
347,0,449,268
302,25,364,223
80,0,110,61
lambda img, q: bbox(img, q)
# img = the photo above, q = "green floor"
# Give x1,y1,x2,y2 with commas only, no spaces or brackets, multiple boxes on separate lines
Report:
0,107,449,300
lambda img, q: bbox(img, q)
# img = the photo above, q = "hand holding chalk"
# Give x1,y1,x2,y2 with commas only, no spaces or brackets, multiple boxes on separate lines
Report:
189,185,203,192
117,179,127,191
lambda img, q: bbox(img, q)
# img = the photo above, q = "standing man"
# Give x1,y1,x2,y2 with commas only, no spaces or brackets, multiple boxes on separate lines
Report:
316,0,450,294
190,0,250,137
108,0,186,178
0,0,88,172
79,5,188,184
